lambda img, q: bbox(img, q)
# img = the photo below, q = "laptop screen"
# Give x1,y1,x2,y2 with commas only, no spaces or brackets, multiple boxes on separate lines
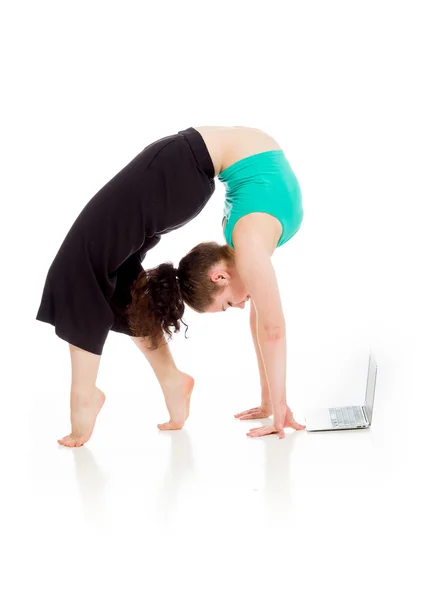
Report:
364,353,378,423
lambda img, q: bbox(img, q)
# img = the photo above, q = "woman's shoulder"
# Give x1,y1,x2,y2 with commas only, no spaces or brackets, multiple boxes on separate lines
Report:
232,213,282,256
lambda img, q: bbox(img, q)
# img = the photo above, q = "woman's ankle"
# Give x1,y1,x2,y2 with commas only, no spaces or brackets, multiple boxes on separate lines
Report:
70,385,98,397
158,368,182,390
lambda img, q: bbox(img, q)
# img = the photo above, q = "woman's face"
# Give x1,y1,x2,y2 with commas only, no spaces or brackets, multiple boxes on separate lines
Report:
204,264,250,313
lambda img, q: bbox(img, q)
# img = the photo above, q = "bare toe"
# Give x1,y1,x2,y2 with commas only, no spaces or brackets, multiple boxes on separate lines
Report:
58,388,106,448
58,435,71,447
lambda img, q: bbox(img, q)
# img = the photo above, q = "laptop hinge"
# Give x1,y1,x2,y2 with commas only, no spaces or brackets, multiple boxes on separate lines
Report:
361,406,369,425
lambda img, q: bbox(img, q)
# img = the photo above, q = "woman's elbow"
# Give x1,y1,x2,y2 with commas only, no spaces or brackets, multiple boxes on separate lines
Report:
260,321,286,342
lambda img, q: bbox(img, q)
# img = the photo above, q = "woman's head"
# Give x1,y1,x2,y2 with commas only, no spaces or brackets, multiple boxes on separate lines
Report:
126,242,249,349
178,242,249,313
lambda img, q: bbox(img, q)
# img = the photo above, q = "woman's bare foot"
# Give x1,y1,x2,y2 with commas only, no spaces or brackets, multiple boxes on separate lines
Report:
157,372,194,431
58,387,106,447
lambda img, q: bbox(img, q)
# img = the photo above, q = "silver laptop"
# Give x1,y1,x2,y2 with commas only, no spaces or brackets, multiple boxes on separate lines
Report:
304,353,377,431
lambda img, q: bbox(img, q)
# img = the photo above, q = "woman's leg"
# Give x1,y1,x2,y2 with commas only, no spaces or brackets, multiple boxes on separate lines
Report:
58,344,106,447
131,336,194,430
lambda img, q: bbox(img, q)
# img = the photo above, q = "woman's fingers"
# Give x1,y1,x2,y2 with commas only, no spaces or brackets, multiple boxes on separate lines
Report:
246,426,275,437
234,408,259,418
284,406,306,431
287,417,306,430
234,407,271,419
234,411,252,418
239,410,266,420
246,425,286,439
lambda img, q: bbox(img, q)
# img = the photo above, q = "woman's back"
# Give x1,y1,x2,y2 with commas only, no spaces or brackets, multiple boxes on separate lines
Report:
193,125,282,177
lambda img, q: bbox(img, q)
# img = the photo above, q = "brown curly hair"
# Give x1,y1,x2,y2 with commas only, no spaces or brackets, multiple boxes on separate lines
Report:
126,242,235,350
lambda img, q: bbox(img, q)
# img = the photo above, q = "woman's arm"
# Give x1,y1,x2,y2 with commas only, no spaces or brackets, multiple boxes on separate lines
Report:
235,230,304,438
234,300,273,420
233,233,288,436
249,301,272,406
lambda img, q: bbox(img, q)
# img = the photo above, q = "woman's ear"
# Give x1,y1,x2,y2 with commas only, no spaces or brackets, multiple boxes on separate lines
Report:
211,272,229,285
209,264,230,284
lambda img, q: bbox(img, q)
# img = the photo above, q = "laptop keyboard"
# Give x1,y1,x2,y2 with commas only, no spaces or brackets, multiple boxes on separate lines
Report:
329,406,366,428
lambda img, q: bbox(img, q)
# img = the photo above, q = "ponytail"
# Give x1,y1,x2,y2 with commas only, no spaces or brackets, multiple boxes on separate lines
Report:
126,262,188,350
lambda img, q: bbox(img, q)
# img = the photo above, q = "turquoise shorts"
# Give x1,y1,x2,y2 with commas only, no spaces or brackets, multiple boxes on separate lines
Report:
218,150,304,249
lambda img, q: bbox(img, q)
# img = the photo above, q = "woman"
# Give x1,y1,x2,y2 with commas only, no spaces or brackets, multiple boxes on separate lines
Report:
36,126,305,447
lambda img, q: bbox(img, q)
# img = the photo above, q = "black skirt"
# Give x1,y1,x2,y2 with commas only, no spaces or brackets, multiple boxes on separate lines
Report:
36,127,215,355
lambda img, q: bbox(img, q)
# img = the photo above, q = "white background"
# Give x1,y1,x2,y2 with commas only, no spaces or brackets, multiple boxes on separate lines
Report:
1,1,432,598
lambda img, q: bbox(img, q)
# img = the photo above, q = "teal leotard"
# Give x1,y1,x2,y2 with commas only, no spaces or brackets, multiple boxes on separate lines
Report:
218,150,304,250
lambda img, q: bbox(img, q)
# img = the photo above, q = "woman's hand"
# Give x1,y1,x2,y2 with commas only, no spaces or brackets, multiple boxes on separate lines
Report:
246,404,306,439
234,387,273,420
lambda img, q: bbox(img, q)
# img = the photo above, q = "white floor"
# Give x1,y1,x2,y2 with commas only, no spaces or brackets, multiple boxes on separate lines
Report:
5,329,429,599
